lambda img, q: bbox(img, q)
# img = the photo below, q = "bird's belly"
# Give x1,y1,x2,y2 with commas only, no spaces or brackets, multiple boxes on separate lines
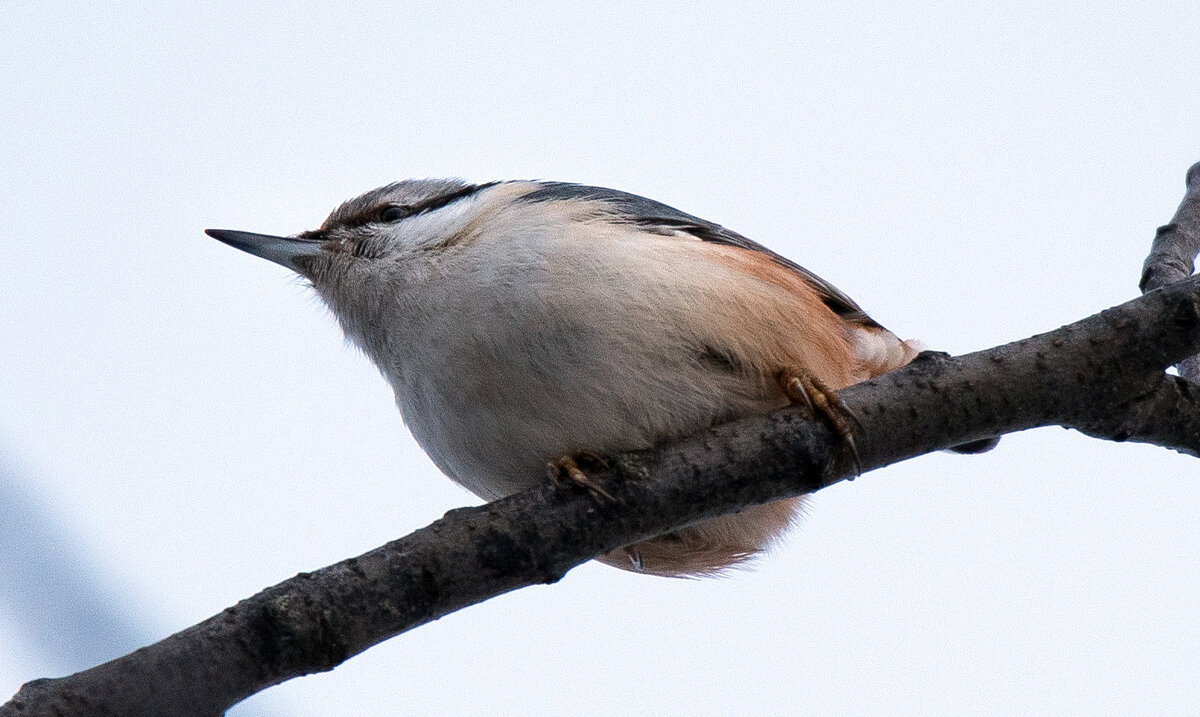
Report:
395,328,782,501
386,228,860,504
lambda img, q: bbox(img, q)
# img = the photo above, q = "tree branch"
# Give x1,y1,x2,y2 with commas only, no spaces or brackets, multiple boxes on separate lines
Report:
1140,160,1200,381
7,169,1200,717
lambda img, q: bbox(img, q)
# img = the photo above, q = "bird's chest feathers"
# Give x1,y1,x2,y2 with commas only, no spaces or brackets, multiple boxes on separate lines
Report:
379,272,738,495
347,231,811,498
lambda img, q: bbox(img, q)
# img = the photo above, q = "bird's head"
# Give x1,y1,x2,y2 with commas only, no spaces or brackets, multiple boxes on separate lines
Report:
206,178,498,283
206,178,516,363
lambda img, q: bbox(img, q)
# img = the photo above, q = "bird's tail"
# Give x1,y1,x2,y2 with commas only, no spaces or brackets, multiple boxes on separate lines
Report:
849,325,1000,454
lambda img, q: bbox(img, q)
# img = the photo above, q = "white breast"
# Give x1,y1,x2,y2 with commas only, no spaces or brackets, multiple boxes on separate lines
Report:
378,219,799,499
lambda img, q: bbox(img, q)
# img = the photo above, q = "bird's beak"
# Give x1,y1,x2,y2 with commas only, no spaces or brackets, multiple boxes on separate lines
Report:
205,229,323,273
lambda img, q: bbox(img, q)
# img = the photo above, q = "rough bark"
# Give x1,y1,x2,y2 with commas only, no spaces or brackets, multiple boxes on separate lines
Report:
5,167,1199,717
1140,161,1200,380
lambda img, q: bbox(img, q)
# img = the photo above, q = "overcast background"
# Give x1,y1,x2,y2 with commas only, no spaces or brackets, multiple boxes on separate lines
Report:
2,3,1198,715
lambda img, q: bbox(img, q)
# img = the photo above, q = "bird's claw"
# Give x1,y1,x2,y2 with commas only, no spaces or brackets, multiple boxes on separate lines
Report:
782,370,863,478
547,453,613,501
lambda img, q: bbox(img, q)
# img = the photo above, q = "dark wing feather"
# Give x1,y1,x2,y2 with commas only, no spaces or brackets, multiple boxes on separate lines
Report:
519,182,881,328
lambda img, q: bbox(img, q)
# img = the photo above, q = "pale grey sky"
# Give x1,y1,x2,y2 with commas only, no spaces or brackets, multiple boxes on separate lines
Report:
2,3,1198,715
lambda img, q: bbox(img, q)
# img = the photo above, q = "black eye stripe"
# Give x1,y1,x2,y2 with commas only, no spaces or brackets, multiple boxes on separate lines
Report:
373,182,498,225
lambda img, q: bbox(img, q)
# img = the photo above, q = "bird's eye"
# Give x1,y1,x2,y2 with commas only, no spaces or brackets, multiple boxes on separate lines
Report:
379,204,415,222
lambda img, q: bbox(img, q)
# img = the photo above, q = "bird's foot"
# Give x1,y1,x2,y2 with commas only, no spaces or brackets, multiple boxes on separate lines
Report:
780,369,863,477
547,452,613,501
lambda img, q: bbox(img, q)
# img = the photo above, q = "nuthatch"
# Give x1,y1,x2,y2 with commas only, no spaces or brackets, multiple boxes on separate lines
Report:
208,180,991,577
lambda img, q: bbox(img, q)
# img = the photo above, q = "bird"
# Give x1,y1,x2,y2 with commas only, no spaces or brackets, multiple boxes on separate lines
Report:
207,179,994,577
